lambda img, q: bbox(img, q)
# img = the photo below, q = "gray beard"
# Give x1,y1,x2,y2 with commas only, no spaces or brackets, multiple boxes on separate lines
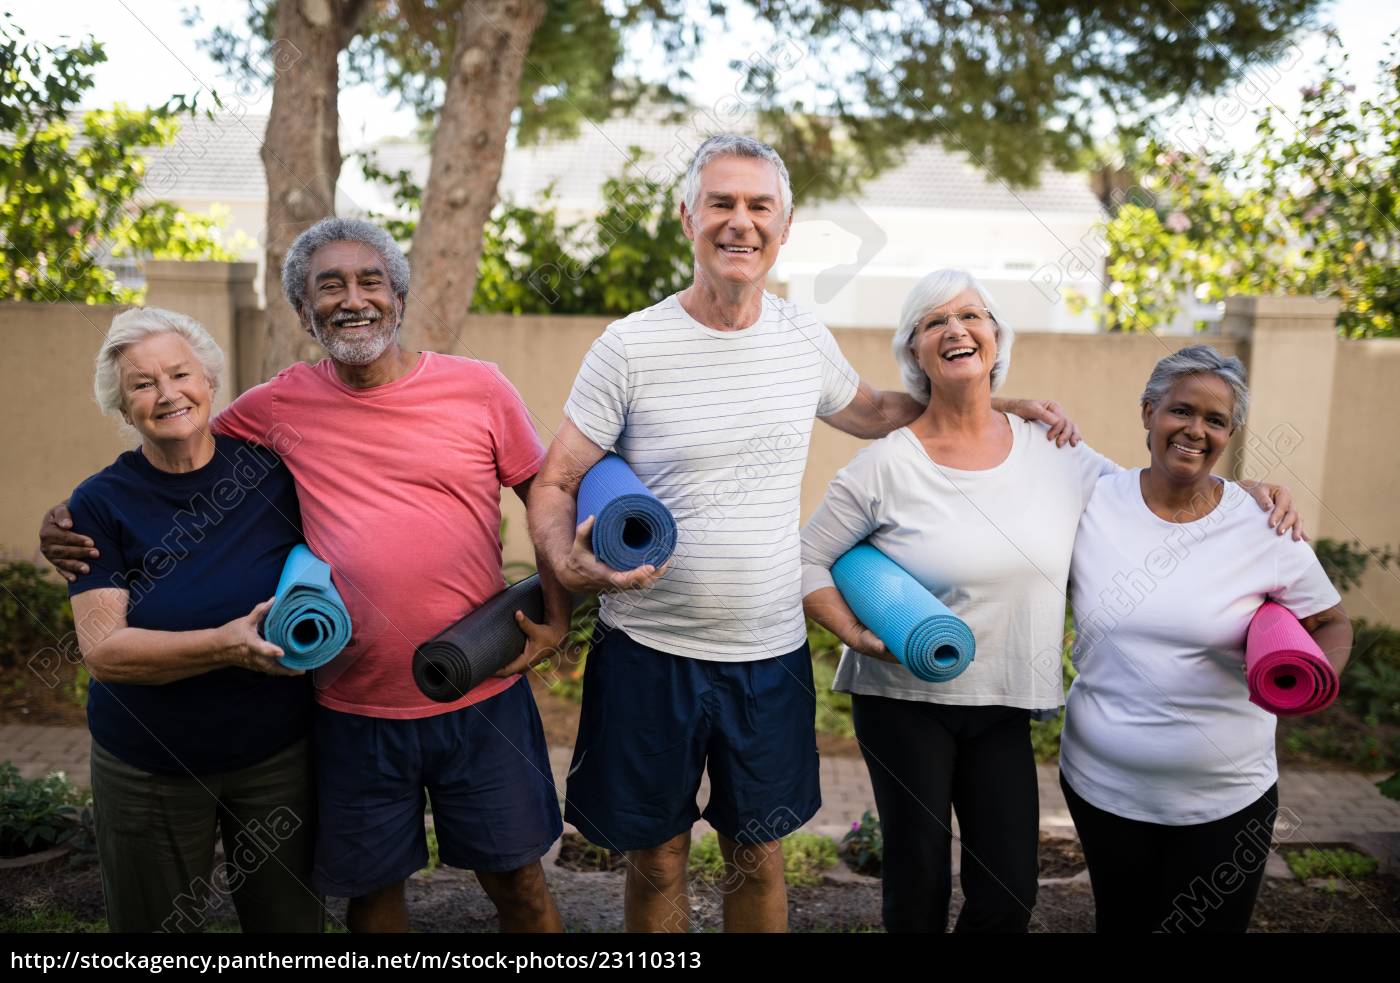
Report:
312,315,400,366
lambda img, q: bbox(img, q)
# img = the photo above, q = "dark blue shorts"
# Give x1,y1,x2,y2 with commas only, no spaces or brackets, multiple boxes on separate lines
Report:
564,624,821,852
312,677,562,897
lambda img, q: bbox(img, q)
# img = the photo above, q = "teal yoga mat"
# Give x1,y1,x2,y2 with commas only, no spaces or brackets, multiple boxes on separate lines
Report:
262,544,352,670
830,543,975,683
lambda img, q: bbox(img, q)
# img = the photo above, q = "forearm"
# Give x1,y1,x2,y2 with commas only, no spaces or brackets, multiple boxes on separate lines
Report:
528,482,583,587
86,626,235,685
1309,614,1354,675
533,541,574,630
803,587,866,650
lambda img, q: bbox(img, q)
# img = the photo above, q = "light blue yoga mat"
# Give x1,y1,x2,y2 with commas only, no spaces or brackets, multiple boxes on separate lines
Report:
262,544,352,670
830,543,975,683
576,453,678,571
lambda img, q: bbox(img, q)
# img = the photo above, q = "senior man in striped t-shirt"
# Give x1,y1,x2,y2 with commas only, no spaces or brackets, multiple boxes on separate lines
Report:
529,133,1076,933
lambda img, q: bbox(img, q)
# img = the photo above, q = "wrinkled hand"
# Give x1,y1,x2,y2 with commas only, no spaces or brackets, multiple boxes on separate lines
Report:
1244,481,1306,541
559,515,669,594
1018,399,1081,447
40,502,97,582
496,609,570,678
850,626,896,664
220,599,303,676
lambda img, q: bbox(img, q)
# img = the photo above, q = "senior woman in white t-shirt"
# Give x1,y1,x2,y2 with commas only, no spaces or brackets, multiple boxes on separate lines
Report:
799,272,1299,934
1059,345,1351,934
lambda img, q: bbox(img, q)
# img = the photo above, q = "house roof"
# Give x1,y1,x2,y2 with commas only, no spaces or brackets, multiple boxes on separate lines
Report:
143,113,269,200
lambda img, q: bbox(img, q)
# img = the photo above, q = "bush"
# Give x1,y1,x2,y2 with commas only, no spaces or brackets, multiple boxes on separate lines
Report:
841,810,882,877
687,831,838,887
1283,846,1378,881
808,620,854,738
0,561,74,670
1344,621,1400,726
0,762,89,858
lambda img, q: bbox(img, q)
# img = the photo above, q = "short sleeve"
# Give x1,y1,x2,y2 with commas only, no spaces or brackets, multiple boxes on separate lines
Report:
1268,537,1343,621
213,377,278,444
66,485,130,598
1069,440,1122,502
813,323,860,418
800,446,882,596
563,325,629,452
487,365,546,487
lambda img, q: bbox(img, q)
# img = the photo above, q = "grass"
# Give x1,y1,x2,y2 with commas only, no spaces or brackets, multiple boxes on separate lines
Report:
0,905,107,933
1283,846,1378,881
688,831,838,887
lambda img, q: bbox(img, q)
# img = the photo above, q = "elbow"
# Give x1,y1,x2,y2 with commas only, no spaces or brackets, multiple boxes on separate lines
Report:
81,645,117,685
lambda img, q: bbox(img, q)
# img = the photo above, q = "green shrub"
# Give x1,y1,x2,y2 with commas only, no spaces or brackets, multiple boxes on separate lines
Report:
840,810,882,877
0,762,89,857
1344,621,1400,726
1283,846,1377,881
687,831,838,886
0,561,74,670
809,620,853,738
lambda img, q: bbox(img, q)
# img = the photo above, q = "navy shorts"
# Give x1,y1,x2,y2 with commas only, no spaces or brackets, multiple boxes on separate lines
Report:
564,624,821,852
312,677,562,897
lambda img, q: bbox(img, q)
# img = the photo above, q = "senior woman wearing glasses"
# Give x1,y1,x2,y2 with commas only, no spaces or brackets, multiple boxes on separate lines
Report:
799,271,1298,933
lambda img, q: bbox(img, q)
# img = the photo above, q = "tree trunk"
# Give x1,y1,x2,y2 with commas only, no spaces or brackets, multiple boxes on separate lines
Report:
404,0,547,353
258,0,370,381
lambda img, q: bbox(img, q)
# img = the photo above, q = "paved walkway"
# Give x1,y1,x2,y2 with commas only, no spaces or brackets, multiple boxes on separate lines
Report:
7,724,1399,850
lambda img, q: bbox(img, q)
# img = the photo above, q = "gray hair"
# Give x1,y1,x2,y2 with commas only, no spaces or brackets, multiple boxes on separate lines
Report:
680,134,793,219
1141,344,1250,430
94,308,225,429
281,217,410,314
891,269,1015,400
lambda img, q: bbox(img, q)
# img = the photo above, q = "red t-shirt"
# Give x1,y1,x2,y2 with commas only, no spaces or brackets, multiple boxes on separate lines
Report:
215,352,544,718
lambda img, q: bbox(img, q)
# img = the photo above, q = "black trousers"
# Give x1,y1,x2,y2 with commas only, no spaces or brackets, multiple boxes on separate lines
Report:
1061,774,1278,933
852,695,1039,933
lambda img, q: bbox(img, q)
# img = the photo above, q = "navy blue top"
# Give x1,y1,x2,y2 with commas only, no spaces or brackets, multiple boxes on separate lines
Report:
68,436,311,776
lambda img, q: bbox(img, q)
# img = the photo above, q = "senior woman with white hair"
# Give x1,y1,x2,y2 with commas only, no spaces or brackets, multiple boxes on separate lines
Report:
64,308,320,933
800,272,1300,933
1059,345,1351,933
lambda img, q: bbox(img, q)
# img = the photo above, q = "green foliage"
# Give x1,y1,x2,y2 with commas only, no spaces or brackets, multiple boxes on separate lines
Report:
1315,539,1400,595
422,823,439,873
0,561,74,671
1097,35,1400,337
0,16,238,303
840,810,882,878
0,762,89,858
1283,846,1378,881
1343,621,1400,726
1378,771,1400,802
357,150,692,317
808,619,853,738
688,831,837,887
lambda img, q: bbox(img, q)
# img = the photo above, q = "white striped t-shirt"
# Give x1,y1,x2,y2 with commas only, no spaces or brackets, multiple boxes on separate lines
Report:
564,292,860,661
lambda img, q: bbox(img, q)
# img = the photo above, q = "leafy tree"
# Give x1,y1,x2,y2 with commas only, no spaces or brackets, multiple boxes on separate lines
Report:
1093,34,1400,337
194,0,1326,370
0,17,237,304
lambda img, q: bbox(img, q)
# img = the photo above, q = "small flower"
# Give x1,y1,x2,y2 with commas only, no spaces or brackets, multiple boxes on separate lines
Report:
851,821,861,830
1164,211,1192,233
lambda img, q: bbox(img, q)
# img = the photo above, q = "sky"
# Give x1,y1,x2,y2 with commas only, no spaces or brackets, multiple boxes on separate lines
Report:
7,0,1400,154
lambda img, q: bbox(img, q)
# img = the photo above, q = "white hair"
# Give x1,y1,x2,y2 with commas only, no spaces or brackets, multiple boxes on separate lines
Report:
679,133,793,219
94,307,224,431
281,217,410,314
891,269,1015,400
1141,344,1250,430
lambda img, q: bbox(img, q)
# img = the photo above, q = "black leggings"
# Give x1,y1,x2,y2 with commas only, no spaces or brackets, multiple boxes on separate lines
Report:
852,695,1039,933
1061,774,1278,933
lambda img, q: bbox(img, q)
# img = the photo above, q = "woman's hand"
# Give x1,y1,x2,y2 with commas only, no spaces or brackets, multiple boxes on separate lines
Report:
1240,481,1306,541
849,626,897,664
218,599,303,676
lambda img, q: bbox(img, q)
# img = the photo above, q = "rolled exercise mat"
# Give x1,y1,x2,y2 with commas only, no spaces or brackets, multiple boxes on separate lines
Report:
830,543,975,684
1245,601,1339,717
263,544,353,670
413,574,545,702
576,453,678,571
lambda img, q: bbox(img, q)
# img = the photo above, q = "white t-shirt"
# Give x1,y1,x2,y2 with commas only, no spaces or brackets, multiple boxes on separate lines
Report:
1060,468,1341,825
564,292,860,661
800,416,1118,710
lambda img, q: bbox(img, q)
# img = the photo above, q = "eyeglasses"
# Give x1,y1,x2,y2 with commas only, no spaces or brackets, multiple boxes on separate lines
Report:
920,307,995,333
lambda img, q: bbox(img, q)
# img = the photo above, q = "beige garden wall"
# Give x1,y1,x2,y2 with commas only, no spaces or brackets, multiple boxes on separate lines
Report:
5,263,1397,626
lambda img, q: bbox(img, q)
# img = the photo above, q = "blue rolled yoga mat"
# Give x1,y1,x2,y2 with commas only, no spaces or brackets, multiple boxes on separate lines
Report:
262,544,352,670
830,543,975,683
576,453,678,571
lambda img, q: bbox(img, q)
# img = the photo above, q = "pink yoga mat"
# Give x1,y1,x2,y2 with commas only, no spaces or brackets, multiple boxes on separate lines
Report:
1245,602,1339,717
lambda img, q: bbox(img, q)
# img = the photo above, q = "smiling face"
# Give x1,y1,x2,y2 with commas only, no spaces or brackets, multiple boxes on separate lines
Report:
1141,372,1237,483
117,331,214,445
300,240,404,365
910,287,998,392
681,155,792,291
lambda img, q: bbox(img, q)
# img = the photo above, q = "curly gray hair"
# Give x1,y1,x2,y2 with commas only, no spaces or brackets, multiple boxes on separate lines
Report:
679,133,793,219
1141,344,1249,430
94,308,224,429
281,217,410,314
891,269,1015,400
